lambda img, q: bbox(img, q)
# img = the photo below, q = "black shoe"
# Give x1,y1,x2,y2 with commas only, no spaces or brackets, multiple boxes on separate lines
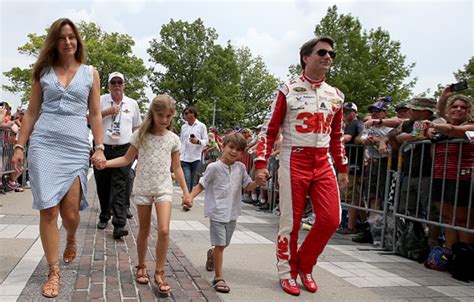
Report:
182,205,191,212
258,203,270,211
97,221,108,230
126,207,133,219
352,230,373,244
113,228,129,239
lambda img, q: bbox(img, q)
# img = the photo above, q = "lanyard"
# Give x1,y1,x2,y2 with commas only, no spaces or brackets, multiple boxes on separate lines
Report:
110,101,123,127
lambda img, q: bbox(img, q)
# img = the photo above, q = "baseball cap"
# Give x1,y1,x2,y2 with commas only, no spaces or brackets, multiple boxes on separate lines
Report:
368,100,388,112
343,102,358,112
108,72,125,83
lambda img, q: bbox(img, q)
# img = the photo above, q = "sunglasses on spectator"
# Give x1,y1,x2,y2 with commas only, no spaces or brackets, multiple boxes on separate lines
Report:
315,49,336,59
184,111,192,115
110,80,123,85
451,105,467,110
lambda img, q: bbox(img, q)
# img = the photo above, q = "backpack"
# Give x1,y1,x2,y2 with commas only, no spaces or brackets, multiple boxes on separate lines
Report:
395,218,430,262
451,242,474,282
424,246,452,271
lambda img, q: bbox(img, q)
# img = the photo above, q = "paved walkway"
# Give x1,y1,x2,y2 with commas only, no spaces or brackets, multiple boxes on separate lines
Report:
1,171,473,301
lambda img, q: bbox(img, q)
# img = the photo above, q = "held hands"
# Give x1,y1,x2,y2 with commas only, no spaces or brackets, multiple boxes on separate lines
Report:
91,150,107,170
255,168,269,186
182,193,193,208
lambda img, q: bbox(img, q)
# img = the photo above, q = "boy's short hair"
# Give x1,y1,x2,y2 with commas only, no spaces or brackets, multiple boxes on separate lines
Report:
223,132,247,151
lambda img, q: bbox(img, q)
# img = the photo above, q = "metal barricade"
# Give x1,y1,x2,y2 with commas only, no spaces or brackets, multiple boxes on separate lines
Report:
340,143,394,247
391,139,474,250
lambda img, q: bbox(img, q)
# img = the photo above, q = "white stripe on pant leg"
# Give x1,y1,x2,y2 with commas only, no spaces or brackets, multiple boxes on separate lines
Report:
276,151,293,280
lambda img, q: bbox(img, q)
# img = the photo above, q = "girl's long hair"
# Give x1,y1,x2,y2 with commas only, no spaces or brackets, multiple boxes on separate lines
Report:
136,94,176,147
32,18,85,81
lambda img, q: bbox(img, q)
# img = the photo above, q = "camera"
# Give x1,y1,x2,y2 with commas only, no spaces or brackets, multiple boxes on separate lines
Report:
430,132,449,143
451,80,468,92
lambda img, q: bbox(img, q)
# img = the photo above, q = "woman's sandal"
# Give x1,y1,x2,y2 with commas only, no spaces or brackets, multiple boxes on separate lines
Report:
135,264,149,284
154,270,171,294
42,262,60,298
212,278,230,293
63,237,76,263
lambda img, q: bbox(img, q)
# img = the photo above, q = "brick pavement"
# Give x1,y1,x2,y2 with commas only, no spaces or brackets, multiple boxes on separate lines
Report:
17,180,221,302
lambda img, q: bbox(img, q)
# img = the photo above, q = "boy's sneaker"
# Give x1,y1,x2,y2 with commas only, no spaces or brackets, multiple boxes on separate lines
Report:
352,230,373,244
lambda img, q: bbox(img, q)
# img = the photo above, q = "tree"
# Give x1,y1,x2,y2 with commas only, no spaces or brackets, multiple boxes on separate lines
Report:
433,56,473,98
453,56,473,98
147,19,280,130
147,18,218,109
2,22,149,111
236,47,280,128
289,5,416,112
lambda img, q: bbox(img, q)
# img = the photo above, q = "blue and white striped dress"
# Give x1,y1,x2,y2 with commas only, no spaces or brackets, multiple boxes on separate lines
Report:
28,64,92,210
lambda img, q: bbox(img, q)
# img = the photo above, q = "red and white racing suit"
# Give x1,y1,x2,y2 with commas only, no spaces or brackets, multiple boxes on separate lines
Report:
255,74,348,280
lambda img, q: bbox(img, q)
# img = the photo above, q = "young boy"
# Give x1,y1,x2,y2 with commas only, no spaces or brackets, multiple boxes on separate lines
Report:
186,132,257,293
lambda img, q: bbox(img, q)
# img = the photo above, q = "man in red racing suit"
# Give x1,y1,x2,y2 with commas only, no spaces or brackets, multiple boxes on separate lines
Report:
255,36,348,296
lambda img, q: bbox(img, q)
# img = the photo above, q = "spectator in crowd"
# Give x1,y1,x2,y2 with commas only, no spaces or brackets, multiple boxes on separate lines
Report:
6,108,25,192
179,106,208,211
353,100,393,244
395,98,437,216
204,131,221,163
338,102,366,235
97,95,191,294
94,72,142,239
11,18,105,298
209,127,223,146
255,36,348,296
364,99,409,129
186,132,257,293
437,84,474,119
240,128,258,203
394,103,411,119
258,132,283,211
426,94,474,249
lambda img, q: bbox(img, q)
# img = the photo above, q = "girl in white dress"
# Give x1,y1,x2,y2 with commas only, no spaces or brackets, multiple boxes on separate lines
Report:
98,94,191,294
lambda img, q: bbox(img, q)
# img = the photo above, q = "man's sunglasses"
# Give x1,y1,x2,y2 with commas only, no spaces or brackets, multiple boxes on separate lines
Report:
315,49,336,59
110,80,123,85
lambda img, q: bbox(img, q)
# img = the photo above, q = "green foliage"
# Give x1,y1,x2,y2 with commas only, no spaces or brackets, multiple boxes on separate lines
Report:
433,57,473,98
2,22,149,111
305,5,416,112
147,18,278,130
453,56,474,98
236,47,280,128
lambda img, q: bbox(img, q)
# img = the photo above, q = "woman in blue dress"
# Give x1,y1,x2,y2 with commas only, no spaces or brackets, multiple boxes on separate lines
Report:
12,18,106,298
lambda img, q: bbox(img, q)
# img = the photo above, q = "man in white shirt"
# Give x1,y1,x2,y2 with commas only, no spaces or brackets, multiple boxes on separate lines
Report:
179,106,208,210
94,72,142,239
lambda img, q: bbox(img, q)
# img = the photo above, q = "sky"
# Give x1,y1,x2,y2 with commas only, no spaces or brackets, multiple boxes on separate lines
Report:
1,0,473,110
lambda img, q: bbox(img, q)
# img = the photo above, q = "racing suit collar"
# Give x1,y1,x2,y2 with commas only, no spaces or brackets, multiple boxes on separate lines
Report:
301,73,325,89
